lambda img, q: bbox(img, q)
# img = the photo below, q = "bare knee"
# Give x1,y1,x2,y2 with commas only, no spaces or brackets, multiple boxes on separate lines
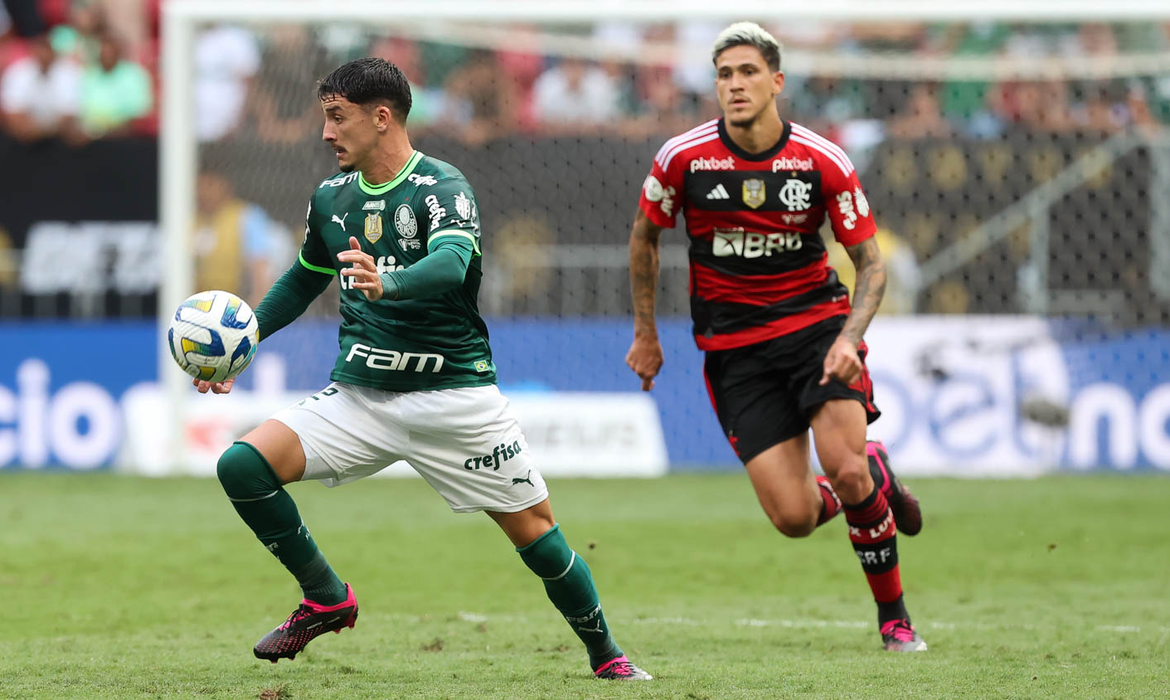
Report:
827,460,871,504
767,509,817,538
810,399,873,502
239,419,306,484
488,498,556,547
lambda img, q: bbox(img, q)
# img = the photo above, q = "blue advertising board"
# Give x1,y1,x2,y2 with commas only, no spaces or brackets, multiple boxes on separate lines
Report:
2,318,1168,473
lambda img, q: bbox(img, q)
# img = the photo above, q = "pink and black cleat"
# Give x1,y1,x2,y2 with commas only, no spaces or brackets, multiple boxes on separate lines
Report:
880,619,928,652
866,441,922,536
253,583,358,663
593,655,653,681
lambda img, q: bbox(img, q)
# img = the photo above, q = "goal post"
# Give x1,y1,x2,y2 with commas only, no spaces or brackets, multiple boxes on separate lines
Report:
151,0,1170,475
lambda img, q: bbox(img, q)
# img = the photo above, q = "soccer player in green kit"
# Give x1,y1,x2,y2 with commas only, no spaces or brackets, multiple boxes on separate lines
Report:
194,58,651,681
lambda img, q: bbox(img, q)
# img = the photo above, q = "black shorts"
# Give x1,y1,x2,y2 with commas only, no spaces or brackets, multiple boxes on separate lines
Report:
703,315,880,464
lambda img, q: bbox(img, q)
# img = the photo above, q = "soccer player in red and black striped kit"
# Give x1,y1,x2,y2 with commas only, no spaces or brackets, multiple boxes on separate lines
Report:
626,22,926,652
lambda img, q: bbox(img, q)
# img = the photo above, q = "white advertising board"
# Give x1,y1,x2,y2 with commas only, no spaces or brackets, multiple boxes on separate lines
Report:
122,387,668,478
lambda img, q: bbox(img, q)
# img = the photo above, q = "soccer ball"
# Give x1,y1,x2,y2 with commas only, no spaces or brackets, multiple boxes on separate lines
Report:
168,290,259,384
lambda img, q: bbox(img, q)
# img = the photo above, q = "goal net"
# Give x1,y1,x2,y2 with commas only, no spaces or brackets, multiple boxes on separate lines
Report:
145,2,1170,475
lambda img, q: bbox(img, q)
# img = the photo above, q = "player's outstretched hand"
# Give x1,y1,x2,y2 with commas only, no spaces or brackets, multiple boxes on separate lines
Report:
193,377,235,394
820,336,862,387
337,236,383,301
626,334,664,391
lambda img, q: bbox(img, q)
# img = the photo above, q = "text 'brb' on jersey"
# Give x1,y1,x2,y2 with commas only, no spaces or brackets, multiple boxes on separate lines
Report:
300,151,495,392
638,119,877,352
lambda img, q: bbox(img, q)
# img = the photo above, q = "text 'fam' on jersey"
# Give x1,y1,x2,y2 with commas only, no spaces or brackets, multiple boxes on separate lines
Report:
300,151,497,392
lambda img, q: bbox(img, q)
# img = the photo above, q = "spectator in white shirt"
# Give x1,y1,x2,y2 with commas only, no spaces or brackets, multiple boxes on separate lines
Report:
532,57,619,131
1,33,82,142
194,24,261,142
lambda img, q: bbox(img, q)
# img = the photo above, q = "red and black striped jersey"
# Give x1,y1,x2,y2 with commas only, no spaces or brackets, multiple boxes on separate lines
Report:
638,118,877,351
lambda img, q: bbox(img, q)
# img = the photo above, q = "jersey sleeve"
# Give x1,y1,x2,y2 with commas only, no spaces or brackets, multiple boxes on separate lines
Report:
821,157,877,248
421,178,481,255
383,239,473,301
297,195,334,275
637,147,684,229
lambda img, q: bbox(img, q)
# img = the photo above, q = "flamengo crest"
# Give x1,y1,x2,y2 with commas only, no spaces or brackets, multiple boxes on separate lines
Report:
778,178,813,212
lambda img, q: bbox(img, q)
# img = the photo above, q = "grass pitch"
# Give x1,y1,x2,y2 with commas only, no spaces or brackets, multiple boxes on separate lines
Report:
1,472,1167,699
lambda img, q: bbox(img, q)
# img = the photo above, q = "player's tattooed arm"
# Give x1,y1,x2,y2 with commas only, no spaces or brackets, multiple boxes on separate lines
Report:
840,236,887,346
627,208,666,391
629,208,664,337
820,236,885,386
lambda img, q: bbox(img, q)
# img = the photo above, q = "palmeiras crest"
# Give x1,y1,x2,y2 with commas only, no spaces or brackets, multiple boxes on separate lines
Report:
393,204,417,238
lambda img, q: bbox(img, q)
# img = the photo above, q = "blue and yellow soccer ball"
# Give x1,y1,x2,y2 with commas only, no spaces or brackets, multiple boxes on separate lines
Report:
168,290,259,384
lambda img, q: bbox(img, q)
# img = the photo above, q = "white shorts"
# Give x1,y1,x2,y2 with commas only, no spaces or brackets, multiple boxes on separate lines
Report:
270,382,548,514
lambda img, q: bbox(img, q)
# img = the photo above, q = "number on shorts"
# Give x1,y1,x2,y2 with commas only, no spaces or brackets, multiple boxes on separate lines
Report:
311,387,339,400
299,387,340,405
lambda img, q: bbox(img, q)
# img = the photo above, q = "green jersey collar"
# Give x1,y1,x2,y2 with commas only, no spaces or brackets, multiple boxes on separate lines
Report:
358,151,423,195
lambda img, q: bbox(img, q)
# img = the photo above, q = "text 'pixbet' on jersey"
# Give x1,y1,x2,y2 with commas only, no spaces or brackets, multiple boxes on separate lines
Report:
344,343,445,373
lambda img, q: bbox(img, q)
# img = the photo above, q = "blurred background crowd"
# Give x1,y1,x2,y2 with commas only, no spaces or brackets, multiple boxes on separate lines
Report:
0,0,157,142
2,0,1169,324
6,5,1170,146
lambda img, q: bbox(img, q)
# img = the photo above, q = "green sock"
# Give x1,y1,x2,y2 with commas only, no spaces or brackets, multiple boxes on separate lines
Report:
517,524,622,669
216,442,347,605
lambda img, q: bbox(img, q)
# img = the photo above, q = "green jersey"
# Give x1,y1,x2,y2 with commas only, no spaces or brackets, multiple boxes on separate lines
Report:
298,151,496,392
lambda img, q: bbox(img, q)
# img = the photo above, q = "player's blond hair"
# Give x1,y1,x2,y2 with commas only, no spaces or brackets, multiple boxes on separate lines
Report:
711,22,782,72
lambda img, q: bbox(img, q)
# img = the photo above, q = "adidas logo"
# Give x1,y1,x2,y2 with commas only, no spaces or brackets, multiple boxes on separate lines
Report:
706,184,730,200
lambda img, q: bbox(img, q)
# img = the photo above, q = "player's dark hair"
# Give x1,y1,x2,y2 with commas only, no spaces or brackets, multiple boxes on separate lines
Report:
711,22,782,72
317,57,412,124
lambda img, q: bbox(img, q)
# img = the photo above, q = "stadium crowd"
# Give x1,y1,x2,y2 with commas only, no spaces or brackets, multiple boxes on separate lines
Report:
1,1,1168,324
3,3,1170,145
